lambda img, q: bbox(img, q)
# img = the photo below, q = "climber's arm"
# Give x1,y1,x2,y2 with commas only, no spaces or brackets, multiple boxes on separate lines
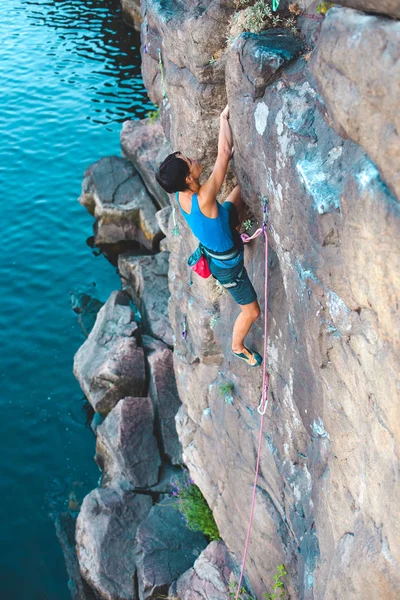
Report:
198,106,232,206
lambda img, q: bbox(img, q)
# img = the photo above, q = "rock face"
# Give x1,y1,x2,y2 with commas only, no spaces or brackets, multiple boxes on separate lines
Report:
334,0,400,19
76,488,152,600
79,156,161,251
142,335,182,464
121,119,171,209
311,7,400,200
134,497,208,600
140,1,400,599
73,290,146,415
169,541,233,600
96,396,161,489
119,252,174,346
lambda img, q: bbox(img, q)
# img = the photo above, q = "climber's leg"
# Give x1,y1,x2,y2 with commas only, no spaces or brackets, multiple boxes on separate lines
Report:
223,185,244,225
232,300,261,357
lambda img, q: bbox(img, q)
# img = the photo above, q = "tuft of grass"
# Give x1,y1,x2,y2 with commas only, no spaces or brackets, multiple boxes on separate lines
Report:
229,581,254,599
147,108,160,123
219,381,235,404
229,565,288,600
219,381,234,396
171,472,221,542
264,564,288,599
227,0,298,44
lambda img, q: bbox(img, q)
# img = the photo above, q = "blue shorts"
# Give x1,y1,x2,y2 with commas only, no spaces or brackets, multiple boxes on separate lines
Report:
208,201,257,306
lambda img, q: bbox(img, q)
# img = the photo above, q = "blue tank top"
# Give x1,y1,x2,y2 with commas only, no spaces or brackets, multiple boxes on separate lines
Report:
176,192,242,269
176,192,235,252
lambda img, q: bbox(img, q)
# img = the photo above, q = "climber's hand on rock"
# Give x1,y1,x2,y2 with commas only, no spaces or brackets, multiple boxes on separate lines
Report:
220,105,229,120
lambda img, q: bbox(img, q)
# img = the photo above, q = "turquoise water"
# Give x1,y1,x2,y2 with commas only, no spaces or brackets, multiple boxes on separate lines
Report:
0,1,153,597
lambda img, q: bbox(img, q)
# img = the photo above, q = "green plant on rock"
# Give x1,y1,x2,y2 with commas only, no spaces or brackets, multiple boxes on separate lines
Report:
316,1,333,14
218,381,235,404
243,218,254,231
229,581,254,600
227,0,298,44
264,564,288,600
147,107,160,123
171,472,221,542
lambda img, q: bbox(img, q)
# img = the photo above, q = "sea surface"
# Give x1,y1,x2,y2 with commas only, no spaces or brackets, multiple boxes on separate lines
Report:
0,1,153,598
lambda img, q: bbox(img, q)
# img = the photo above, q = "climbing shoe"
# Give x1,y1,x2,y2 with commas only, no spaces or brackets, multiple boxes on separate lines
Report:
232,347,263,367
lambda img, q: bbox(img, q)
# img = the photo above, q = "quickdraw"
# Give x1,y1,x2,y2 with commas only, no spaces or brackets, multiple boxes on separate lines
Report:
182,314,188,340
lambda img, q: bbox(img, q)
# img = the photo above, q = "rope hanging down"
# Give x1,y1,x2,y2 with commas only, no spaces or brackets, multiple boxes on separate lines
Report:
235,196,270,599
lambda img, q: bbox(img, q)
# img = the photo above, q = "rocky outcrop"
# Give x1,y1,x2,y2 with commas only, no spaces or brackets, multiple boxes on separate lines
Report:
334,0,400,19
118,252,173,346
142,335,182,464
70,283,104,338
134,497,208,600
168,541,233,600
52,511,101,600
76,488,152,600
70,1,400,599
79,156,161,251
96,396,161,489
121,119,171,208
139,1,400,599
73,290,146,415
311,7,400,200
120,0,142,31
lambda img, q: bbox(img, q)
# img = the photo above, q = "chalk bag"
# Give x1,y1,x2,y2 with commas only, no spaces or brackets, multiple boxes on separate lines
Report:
187,246,211,279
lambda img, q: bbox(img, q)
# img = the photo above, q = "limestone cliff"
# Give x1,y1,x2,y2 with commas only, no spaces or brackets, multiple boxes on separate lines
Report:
139,1,400,598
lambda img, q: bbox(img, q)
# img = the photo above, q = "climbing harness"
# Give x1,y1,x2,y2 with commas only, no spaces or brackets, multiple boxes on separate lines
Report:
235,196,270,599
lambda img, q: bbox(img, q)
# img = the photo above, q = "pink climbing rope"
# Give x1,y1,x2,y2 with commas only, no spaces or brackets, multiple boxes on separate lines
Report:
235,203,270,600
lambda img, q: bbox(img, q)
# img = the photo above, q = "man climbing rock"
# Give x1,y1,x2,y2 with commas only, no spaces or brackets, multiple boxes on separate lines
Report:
155,105,261,367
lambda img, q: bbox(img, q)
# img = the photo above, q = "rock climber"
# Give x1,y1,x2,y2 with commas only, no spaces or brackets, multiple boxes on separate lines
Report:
155,105,262,367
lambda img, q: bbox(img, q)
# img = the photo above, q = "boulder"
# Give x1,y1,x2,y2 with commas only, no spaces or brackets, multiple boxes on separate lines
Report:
311,7,400,200
119,252,173,346
134,497,208,600
333,0,400,19
169,541,233,600
120,0,142,31
121,119,172,209
73,290,146,415
155,206,172,236
96,396,161,489
76,488,152,600
142,335,182,464
70,282,104,337
79,156,162,250
51,511,101,600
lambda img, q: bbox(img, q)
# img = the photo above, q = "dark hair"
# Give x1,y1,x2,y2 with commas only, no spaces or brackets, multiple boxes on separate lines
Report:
155,151,189,193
